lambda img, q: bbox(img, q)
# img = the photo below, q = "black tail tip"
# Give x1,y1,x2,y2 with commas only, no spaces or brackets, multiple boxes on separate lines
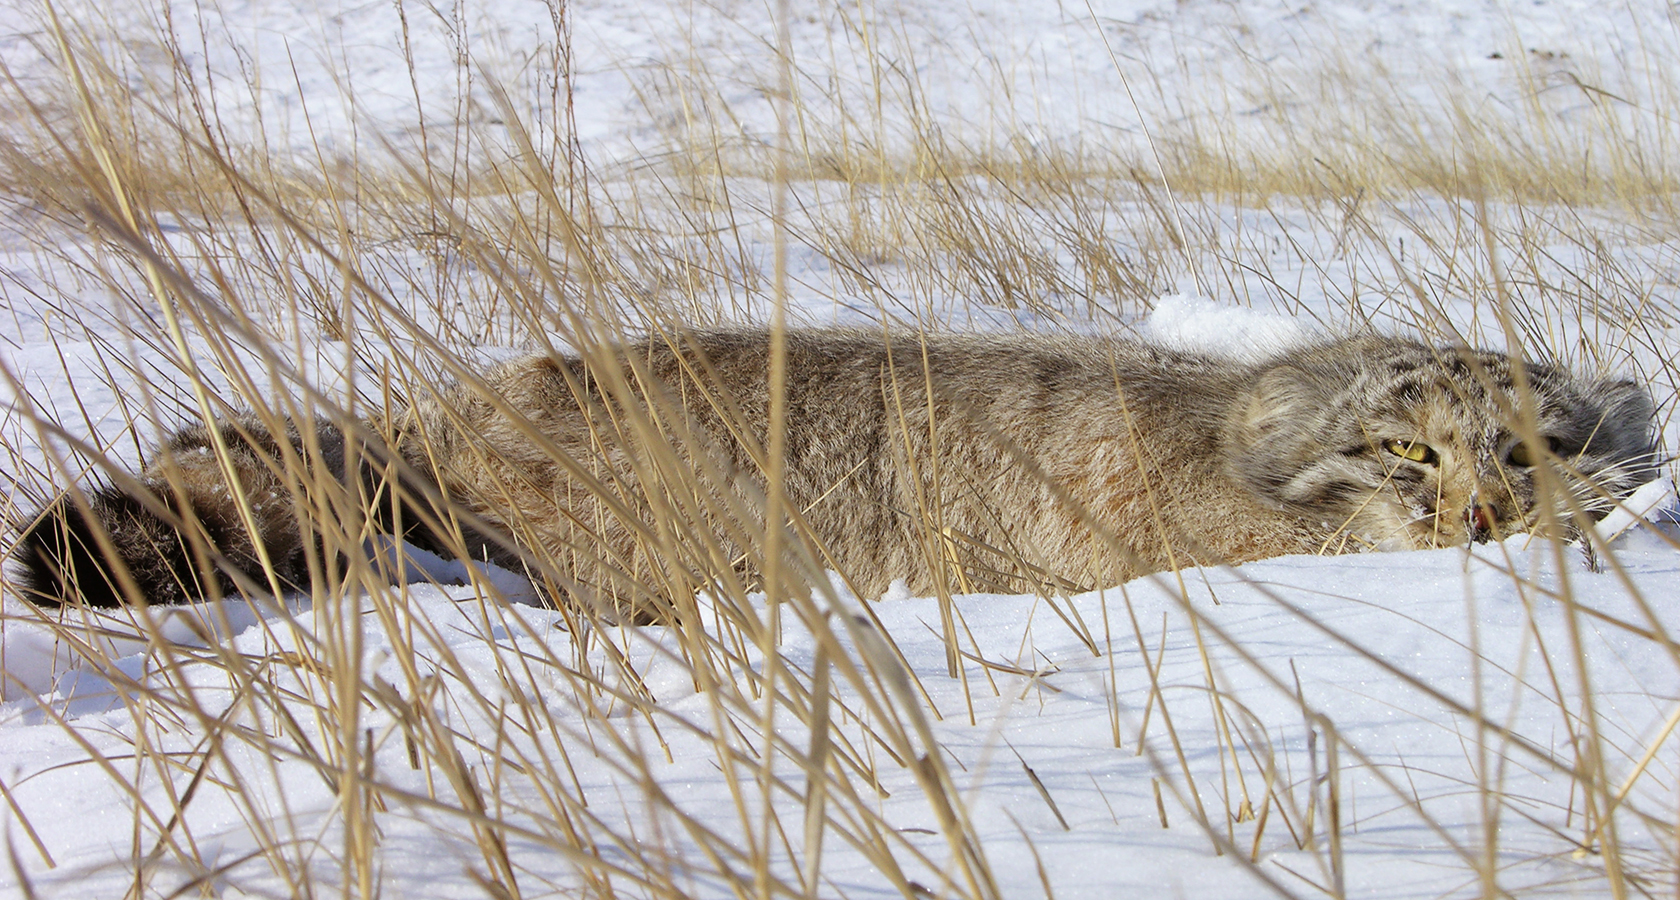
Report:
11,489,184,608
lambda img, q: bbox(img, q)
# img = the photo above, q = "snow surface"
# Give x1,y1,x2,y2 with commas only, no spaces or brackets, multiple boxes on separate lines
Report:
0,0,1678,898
2,534,1677,898
1146,293,1314,363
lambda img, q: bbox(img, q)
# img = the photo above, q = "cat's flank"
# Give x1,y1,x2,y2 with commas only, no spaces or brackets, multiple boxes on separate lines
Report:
12,330,1660,620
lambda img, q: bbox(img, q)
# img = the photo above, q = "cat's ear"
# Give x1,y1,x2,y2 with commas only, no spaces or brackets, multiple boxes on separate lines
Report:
1585,377,1657,462
1225,363,1335,503
1231,364,1319,456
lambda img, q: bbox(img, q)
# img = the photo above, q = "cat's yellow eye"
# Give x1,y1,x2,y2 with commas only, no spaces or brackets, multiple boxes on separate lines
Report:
1383,439,1437,465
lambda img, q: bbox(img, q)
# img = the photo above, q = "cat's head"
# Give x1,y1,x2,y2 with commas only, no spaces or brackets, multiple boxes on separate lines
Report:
1226,336,1660,551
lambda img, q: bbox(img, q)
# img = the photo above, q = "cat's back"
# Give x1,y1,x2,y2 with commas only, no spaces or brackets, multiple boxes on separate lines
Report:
654,326,1243,418
417,327,1253,476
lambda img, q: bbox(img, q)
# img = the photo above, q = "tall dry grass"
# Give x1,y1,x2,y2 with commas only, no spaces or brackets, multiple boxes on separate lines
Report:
0,1,1675,898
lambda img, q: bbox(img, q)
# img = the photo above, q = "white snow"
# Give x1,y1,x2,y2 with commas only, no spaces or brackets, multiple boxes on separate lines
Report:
0,0,1677,898
1146,293,1315,363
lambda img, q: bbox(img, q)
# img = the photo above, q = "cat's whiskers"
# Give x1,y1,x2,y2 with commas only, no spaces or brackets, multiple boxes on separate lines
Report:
1317,482,1403,555
1538,450,1662,524
1391,506,1452,548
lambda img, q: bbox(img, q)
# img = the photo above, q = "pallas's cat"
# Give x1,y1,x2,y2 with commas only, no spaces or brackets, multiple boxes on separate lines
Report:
12,330,1660,621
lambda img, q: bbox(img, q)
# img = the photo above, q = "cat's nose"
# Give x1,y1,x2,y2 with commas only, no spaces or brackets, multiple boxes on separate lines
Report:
1466,504,1494,542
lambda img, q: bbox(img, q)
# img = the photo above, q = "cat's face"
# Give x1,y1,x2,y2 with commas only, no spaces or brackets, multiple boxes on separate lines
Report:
1227,338,1659,551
